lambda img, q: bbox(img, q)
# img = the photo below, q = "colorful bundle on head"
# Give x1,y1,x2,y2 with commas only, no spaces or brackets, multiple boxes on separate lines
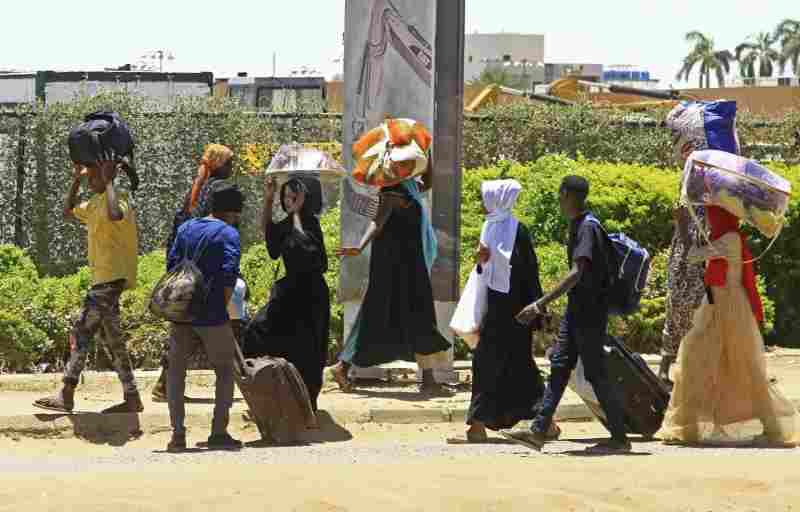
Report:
189,144,234,212
681,150,792,239
351,118,432,188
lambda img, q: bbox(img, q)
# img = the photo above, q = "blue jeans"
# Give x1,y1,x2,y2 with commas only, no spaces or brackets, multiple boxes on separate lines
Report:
532,310,628,442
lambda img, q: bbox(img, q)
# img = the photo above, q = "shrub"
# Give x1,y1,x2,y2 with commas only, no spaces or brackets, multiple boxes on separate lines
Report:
0,310,50,372
0,245,38,280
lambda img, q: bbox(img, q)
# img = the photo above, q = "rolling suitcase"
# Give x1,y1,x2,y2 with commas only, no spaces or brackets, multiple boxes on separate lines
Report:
233,344,316,445
568,336,671,438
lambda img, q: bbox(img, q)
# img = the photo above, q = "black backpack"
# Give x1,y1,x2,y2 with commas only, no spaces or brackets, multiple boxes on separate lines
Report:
67,111,139,191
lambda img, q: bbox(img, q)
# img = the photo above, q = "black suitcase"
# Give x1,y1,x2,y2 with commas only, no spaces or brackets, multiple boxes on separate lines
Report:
569,336,671,438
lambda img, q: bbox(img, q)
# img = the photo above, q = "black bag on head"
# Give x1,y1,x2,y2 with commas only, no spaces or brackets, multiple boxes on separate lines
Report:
67,111,139,191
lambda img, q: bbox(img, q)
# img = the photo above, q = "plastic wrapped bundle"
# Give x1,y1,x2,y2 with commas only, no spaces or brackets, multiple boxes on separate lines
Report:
263,144,346,219
666,100,740,155
265,143,346,184
682,150,791,238
352,118,432,188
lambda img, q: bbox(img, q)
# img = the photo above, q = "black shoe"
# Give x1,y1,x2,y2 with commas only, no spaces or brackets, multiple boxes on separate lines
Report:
500,429,547,451
167,433,187,453
207,433,243,450
585,439,632,455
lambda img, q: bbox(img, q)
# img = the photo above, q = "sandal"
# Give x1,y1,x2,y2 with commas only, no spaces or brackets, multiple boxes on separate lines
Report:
327,365,352,393
446,432,489,445
545,422,562,441
33,394,74,413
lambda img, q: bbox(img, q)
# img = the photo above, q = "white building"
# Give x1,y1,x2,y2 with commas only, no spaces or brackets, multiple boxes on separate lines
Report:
465,32,545,83
0,71,212,107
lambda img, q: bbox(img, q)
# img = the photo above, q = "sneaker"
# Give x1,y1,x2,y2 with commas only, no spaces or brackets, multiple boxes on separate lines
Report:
585,439,632,455
500,429,547,451
207,433,243,450
167,433,187,453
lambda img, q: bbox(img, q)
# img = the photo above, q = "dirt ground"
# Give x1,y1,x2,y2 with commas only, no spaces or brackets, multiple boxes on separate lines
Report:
1,421,798,512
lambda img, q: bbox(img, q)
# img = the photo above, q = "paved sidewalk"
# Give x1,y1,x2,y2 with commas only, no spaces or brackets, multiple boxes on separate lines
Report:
1,350,798,441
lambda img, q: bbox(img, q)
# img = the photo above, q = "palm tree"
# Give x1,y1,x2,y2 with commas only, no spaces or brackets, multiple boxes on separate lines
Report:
676,31,735,88
736,32,780,81
775,18,800,77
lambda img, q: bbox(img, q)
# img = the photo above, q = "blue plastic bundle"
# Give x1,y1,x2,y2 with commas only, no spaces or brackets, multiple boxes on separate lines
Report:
666,100,740,155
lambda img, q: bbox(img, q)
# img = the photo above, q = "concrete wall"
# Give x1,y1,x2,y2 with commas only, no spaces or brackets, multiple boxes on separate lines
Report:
44,81,210,105
464,33,544,82
0,76,36,104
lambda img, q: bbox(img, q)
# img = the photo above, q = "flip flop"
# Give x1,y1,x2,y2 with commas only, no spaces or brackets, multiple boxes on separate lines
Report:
33,396,74,413
327,366,353,393
545,423,562,441
446,434,489,445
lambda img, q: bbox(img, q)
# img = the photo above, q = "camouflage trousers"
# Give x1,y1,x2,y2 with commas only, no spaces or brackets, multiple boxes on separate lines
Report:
63,280,138,393
662,236,707,358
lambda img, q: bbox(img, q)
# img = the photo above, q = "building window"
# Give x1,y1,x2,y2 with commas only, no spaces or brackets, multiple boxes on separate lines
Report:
256,87,273,110
502,54,511,62
468,56,473,63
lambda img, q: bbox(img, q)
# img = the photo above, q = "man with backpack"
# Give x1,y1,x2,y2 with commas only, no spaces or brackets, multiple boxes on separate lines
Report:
502,175,631,454
164,182,245,452
34,160,142,414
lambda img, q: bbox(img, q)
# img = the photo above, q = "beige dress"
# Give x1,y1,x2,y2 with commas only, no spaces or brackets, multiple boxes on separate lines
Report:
657,233,800,446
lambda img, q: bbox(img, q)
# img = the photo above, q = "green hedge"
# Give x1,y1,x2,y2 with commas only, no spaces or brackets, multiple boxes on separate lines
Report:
0,155,797,371
462,103,800,169
2,93,798,276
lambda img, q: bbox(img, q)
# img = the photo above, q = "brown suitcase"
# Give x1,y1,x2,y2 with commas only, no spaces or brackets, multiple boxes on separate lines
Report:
233,344,316,445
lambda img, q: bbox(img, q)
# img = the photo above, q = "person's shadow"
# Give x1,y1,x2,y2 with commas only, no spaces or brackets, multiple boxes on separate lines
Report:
33,411,143,447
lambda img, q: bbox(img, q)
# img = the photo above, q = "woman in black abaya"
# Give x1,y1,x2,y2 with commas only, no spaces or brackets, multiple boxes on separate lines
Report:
451,180,549,443
242,176,330,413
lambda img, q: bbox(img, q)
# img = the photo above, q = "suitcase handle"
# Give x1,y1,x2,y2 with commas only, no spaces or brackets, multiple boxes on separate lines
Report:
233,337,252,381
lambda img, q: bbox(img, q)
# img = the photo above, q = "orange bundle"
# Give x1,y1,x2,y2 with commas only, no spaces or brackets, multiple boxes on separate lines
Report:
352,118,432,188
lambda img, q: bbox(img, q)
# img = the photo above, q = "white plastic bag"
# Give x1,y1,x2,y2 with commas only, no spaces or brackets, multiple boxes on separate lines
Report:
569,358,607,423
449,267,488,350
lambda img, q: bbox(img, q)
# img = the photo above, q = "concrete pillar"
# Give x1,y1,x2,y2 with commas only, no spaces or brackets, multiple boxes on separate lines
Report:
341,0,464,383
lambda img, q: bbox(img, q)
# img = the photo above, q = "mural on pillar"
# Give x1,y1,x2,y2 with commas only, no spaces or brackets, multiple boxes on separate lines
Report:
341,0,436,303
352,0,433,138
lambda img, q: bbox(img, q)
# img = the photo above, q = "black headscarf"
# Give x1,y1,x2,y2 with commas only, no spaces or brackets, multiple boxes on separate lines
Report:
280,177,323,219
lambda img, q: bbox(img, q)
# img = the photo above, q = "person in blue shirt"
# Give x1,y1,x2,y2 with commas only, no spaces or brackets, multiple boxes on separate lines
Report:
165,182,244,453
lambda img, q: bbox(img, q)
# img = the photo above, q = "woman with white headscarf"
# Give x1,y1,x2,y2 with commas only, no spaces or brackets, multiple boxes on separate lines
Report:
451,180,547,443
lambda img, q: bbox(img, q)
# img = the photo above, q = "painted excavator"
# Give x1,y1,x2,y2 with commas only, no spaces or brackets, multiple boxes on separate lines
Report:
465,76,698,113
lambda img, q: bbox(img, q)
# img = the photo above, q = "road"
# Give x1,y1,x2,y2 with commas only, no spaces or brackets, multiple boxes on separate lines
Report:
1,422,798,511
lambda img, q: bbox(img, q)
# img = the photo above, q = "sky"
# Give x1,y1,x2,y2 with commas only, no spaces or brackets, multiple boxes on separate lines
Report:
0,0,796,89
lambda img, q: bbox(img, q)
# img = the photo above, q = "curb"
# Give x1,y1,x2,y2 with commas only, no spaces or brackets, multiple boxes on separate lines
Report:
3,349,797,392
2,399,799,440
0,403,601,440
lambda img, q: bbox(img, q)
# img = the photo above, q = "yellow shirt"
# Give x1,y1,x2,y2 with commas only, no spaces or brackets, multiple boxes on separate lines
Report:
72,192,138,290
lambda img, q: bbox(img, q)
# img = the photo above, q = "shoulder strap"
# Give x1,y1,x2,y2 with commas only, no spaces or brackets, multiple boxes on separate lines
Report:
581,215,619,282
